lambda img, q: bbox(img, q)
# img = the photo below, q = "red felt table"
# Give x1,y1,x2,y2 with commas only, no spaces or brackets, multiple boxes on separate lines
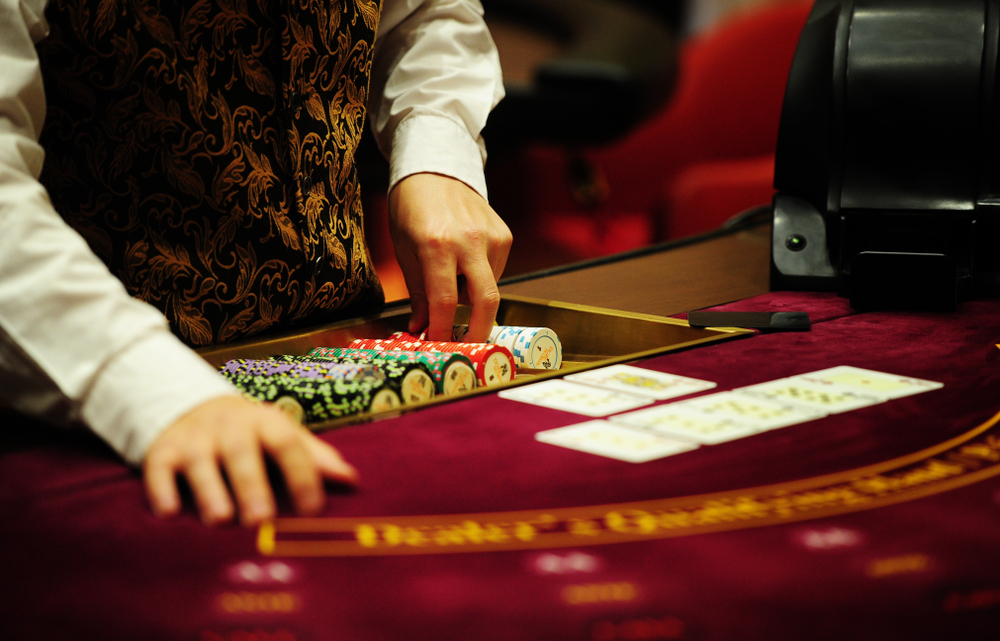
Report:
3,225,1000,640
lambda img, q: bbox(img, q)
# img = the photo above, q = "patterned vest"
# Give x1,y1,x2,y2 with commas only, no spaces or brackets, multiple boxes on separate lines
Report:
36,0,385,347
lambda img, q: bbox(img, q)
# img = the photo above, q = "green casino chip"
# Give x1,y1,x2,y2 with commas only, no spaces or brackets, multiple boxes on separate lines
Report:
224,372,401,423
307,347,474,396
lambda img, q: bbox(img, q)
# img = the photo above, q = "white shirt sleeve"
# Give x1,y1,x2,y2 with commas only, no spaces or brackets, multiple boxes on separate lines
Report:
0,0,238,465
371,0,505,201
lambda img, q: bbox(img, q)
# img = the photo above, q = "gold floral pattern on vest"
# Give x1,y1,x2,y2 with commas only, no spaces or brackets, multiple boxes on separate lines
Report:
37,0,385,346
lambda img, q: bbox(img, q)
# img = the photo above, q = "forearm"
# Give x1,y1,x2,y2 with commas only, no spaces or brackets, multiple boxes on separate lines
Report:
371,0,505,199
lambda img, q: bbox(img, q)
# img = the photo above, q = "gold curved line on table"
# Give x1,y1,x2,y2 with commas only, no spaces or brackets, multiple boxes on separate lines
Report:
258,409,1000,557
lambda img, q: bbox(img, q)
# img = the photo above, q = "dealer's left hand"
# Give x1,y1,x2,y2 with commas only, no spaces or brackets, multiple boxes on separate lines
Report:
389,173,512,344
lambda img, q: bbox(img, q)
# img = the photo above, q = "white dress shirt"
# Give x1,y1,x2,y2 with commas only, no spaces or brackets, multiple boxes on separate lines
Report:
0,0,503,464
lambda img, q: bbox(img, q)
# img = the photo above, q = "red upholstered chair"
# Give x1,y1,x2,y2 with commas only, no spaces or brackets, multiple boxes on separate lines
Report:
645,0,812,239
662,155,778,239
499,0,812,265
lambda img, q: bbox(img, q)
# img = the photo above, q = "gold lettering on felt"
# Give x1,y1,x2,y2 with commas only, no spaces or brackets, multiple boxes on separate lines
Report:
562,582,637,605
352,515,558,549
258,411,1000,557
567,518,602,536
866,554,930,578
218,591,299,614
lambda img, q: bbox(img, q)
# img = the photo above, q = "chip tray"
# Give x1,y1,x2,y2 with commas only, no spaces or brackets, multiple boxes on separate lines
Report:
196,294,752,429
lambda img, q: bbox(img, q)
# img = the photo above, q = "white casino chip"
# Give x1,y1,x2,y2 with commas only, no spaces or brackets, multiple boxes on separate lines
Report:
513,327,562,370
490,326,529,354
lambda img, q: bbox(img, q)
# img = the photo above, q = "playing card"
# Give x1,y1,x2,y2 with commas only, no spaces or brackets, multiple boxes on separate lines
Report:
564,364,716,400
735,377,883,414
535,420,699,463
610,404,761,444
499,379,653,416
671,391,827,430
794,366,943,400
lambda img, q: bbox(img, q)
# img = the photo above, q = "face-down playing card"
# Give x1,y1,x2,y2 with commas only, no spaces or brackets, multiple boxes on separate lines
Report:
535,420,699,463
610,404,762,445
499,379,653,417
668,391,828,430
792,366,943,400
734,377,884,414
564,364,716,400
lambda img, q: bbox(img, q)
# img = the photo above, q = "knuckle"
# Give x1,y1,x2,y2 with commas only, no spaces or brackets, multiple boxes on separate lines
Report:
462,226,485,246
144,444,176,469
257,402,291,425
430,293,459,311
422,231,458,254
287,470,319,495
178,437,214,463
265,425,302,453
219,435,256,460
480,288,502,311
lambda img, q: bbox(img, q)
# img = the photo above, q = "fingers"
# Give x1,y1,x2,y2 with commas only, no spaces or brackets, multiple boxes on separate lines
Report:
260,423,324,517
303,432,361,486
388,173,512,342
395,244,430,335
461,255,502,344
142,396,359,527
483,224,511,284
143,435,236,526
187,456,237,526
407,290,429,337
143,452,182,519
220,436,275,526
454,219,508,343
421,249,459,342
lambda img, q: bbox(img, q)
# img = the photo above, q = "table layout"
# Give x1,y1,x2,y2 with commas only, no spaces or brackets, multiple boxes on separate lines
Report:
3,223,999,641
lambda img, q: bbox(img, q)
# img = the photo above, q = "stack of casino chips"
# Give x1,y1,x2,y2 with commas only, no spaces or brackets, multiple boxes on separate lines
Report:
305,347,474,397
283,349,441,402
452,325,564,370
219,358,400,423
265,353,431,404
222,358,384,382
349,333,515,388
488,326,562,370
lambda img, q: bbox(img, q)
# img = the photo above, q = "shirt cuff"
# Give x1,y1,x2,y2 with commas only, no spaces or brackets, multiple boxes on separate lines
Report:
389,114,490,201
80,330,239,466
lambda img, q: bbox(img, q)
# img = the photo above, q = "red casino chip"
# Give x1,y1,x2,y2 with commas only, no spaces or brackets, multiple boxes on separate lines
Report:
412,339,514,388
350,336,515,387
